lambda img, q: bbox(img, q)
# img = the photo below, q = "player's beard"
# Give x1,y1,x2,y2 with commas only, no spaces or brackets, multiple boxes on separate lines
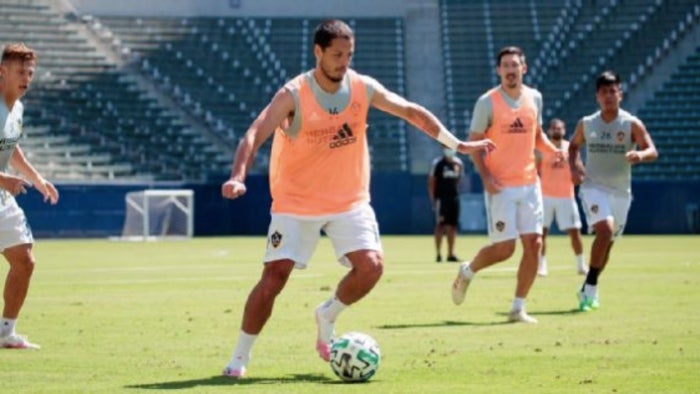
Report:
321,64,345,83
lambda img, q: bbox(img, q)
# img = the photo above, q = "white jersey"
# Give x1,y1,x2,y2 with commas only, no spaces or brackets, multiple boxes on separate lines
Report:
582,109,637,196
0,100,23,172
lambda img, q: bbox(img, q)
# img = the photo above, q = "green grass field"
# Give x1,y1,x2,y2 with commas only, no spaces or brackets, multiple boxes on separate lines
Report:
1,235,698,393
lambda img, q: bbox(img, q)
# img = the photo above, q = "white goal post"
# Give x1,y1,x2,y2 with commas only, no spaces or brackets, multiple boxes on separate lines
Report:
120,189,194,240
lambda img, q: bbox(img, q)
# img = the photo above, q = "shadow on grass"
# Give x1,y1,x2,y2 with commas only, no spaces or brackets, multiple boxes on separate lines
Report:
527,308,582,316
377,320,511,329
125,373,333,389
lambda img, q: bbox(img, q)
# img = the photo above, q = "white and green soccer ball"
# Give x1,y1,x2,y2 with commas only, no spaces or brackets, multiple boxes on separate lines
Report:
329,332,381,382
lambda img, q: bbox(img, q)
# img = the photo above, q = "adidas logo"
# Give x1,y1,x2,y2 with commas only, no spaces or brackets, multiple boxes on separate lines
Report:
329,123,357,149
508,118,526,133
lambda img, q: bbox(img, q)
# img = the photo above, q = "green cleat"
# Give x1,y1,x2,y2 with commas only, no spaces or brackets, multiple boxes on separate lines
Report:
577,290,600,312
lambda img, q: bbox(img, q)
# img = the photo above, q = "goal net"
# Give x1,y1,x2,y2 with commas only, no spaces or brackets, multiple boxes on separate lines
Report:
120,189,194,240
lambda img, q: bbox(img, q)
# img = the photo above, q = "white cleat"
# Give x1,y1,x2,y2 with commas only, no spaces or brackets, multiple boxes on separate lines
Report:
0,333,40,349
537,262,548,277
451,262,472,305
507,309,538,324
314,303,334,362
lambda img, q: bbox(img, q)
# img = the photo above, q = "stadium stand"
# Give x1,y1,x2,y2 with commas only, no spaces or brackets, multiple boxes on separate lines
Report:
97,15,408,173
1,0,232,181
440,0,700,180
3,0,698,181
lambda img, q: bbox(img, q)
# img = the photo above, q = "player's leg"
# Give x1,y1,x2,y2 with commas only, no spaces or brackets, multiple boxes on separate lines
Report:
559,196,587,274
539,227,550,276
539,197,555,276
445,198,460,261
1,243,39,349
224,214,320,377
433,199,443,262
566,228,587,274
317,204,383,361
508,184,543,323
577,186,616,311
452,188,518,305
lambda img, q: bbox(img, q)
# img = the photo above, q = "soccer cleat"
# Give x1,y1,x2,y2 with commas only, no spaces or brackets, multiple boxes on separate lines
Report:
436,254,442,263
314,303,334,362
451,262,471,305
222,366,246,378
507,309,538,324
577,290,600,312
0,333,40,349
446,255,460,262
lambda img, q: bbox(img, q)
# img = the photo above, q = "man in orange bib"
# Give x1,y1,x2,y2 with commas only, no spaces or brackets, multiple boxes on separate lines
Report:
536,118,586,277
220,19,495,377
451,47,563,323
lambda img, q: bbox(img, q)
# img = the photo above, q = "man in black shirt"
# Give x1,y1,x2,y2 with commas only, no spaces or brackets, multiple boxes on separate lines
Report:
428,147,463,262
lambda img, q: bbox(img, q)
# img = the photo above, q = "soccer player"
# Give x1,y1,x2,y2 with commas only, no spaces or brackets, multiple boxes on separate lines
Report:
428,146,463,262
451,46,563,324
569,70,657,311
536,118,587,276
0,43,59,349
220,19,495,377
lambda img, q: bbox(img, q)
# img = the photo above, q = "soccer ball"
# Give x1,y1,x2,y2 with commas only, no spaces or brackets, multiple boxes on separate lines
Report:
329,332,381,382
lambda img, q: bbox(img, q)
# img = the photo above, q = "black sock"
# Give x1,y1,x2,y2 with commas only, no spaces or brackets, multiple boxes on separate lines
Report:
584,267,601,287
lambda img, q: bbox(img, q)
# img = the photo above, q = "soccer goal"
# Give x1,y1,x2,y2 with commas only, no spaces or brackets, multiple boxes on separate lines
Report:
120,189,194,240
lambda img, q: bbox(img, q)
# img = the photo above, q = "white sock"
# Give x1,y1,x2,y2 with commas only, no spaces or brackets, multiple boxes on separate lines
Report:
575,254,585,266
227,331,257,368
539,255,546,266
1,318,15,337
583,284,597,299
461,263,475,280
512,297,525,311
320,297,347,322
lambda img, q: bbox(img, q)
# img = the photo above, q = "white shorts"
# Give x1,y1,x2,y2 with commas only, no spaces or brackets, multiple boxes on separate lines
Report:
543,196,582,231
263,203,383,269
0,194,33,251
484,183,543,243
579,184,632,240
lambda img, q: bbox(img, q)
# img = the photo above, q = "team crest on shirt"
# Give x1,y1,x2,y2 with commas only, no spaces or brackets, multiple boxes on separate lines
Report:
269,231,283,248
590,205,599,214
495,221,505,232
616,131,625,143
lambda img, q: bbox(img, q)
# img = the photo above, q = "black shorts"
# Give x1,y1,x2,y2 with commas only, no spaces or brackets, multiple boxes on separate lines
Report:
435,197,460,226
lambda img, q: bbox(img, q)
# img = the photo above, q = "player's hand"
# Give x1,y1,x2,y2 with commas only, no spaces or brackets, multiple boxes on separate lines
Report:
571,164,586,185
625,150,643,164
222,179,247,200
457,139,496,155
0,174,32,197
36,178,59,204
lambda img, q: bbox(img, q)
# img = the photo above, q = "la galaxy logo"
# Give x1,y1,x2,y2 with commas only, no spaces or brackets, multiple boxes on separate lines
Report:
269,231,282,249
616,131,625,143
590,205,599,214
495,221,505,232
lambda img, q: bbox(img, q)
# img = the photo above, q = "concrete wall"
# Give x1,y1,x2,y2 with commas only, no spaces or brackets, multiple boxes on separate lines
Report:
21,177,700,238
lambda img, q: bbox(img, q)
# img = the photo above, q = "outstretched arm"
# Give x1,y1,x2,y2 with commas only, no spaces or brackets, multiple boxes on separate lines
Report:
222,88,295,200
369,81,495,155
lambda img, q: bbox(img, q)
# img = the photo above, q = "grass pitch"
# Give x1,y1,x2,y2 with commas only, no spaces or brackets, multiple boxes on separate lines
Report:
1,235,698,393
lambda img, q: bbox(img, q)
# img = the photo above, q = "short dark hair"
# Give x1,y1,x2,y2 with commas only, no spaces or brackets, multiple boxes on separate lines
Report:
497,46,525,66
596,70,621,91
314,19,354,50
